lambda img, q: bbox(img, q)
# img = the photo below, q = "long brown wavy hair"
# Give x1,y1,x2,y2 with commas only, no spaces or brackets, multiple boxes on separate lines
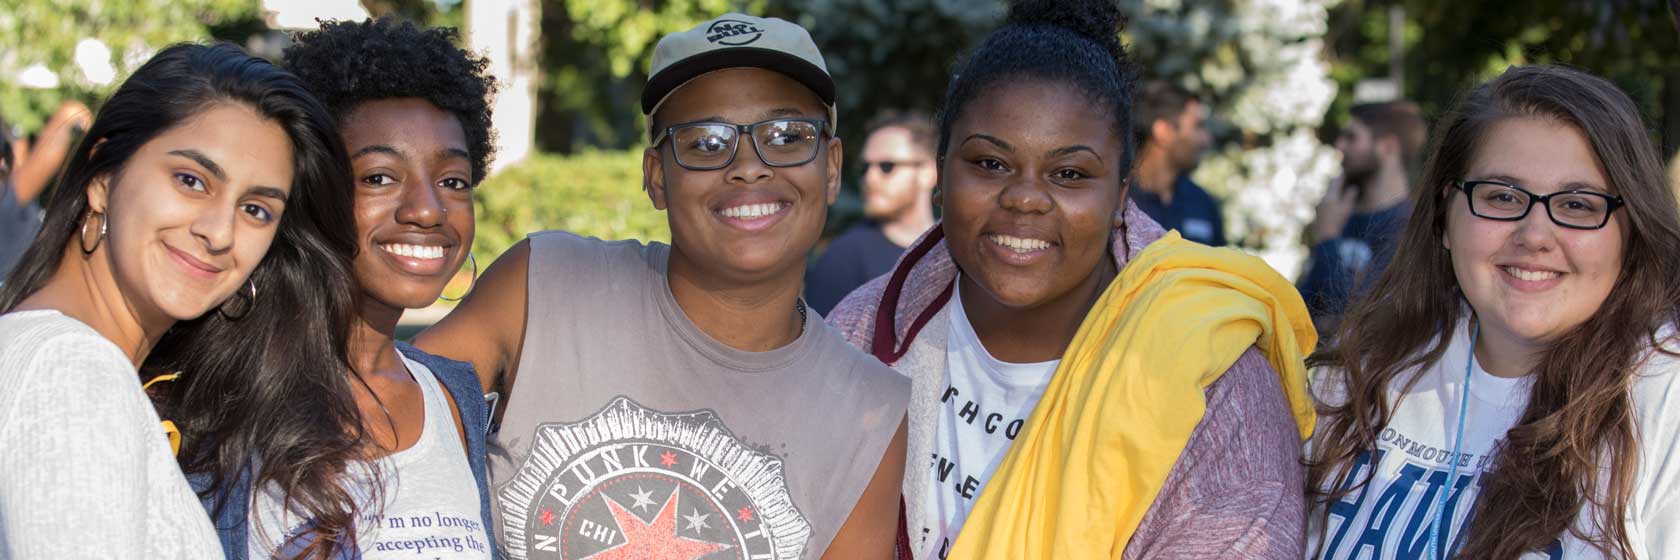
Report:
1307,64,1680,559
0,44,371,558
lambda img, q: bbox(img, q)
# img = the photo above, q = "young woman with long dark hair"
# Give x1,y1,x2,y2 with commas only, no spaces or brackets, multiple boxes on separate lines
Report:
0,42,354,557
184,18,501,559
827,1,1317,558
1306,65,1680,559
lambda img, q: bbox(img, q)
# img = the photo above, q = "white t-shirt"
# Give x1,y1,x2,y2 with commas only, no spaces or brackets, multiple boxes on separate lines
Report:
249,351,492,559
1307,316,1680,559
917,283,1060,559
0,310,222,558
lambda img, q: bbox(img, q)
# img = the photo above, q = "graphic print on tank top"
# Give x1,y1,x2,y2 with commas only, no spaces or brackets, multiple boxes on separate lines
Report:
497,396,811,560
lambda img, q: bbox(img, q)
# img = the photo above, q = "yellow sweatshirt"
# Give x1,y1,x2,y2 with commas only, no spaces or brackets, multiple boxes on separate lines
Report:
947,232,1317,559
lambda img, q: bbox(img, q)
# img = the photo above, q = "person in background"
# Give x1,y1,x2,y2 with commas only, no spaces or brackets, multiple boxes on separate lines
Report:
181,18,501,559
1127,80,1221,246
1306,65,1680,559
0,42,353,558
417,13,908,559
806,110,937,315
1,101,93,278
1298,101,1425,332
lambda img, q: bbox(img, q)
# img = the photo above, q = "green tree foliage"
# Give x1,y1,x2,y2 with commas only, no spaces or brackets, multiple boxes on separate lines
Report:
534,0,767,152
768,0,1000,147
472,149,669,262
1326,0,1680,153
0,0,258,131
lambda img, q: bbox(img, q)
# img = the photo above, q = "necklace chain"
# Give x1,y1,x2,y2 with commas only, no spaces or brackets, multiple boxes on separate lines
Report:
795,298,807,336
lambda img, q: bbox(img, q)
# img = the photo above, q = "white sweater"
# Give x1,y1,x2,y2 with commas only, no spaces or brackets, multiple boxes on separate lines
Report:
1308,317,1680,559
0,310,221,558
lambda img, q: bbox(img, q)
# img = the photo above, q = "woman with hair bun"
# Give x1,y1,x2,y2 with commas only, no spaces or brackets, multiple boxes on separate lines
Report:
828,1,1316,558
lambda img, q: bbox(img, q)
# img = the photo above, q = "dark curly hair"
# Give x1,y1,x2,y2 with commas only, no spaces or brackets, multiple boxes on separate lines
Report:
283,17,498,184
937,0,1137,175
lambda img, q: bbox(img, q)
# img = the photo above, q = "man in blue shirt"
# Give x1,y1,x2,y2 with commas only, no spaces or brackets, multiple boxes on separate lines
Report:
806,110,937,314
1128,81,1222,246
1299,101,1426,331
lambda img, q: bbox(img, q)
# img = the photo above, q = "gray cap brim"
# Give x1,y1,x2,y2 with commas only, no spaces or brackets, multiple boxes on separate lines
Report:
640,47,837,115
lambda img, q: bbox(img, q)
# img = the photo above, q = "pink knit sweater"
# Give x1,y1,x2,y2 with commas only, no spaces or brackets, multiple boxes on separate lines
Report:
826,201,1306,559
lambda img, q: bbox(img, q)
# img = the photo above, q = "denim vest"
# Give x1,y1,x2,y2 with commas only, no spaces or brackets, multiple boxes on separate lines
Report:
190,342,497,559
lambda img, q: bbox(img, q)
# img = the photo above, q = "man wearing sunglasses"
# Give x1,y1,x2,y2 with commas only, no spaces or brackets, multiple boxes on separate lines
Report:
418,13,908,560
806,110,937,315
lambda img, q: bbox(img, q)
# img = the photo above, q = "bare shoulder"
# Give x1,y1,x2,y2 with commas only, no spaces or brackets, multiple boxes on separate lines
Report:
415,238,533,394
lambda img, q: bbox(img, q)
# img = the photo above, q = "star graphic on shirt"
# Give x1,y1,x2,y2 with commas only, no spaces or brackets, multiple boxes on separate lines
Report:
629,486,658,512
660,450,678,467
682,509,712,532
736,506,754,523
583,488,731,560
540,508,555,526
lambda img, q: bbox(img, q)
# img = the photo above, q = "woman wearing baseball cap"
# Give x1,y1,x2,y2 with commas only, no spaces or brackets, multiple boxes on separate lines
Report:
418,13,907,560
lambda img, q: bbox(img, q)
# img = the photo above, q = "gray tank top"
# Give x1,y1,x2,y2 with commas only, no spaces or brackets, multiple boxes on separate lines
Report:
489,231,909,560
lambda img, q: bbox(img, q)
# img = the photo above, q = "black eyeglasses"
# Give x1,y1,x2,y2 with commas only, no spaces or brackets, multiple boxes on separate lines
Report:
1453,180,1624,230
651,117,828,171
863,160,928,175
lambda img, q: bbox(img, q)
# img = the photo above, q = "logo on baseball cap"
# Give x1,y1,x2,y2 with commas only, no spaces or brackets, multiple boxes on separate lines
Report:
642,13,837,136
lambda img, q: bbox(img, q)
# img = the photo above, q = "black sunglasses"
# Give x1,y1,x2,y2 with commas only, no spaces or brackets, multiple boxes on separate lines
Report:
862,160,928,175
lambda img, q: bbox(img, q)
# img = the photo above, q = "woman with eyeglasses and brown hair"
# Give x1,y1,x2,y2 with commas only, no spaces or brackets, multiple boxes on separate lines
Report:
1306,65,1680,559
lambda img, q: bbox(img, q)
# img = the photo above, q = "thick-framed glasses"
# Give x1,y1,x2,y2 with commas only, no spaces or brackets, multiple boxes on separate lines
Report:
1453,180,1624,230
651,117,829,171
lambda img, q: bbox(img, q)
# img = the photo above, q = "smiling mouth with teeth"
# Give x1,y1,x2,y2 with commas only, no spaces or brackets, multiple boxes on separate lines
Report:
989,234,1052,253
1502,266,1561,282
381,243,447,260
718,202,789,219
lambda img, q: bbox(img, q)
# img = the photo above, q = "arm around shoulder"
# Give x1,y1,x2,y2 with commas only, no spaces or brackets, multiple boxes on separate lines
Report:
415,238,531,396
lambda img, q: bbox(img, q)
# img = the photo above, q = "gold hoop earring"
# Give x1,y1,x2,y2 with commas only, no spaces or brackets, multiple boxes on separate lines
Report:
79,210,106,254
219,279,258,320
438,252,478,302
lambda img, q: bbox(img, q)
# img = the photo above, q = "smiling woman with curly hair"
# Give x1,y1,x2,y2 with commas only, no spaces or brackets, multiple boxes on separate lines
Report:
183,17,500,560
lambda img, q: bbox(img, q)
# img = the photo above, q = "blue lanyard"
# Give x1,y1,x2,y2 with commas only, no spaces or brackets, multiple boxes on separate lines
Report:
1427,322,1478,559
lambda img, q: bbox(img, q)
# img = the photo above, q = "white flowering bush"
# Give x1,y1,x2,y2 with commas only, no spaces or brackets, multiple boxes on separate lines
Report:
1127,0,1341,279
